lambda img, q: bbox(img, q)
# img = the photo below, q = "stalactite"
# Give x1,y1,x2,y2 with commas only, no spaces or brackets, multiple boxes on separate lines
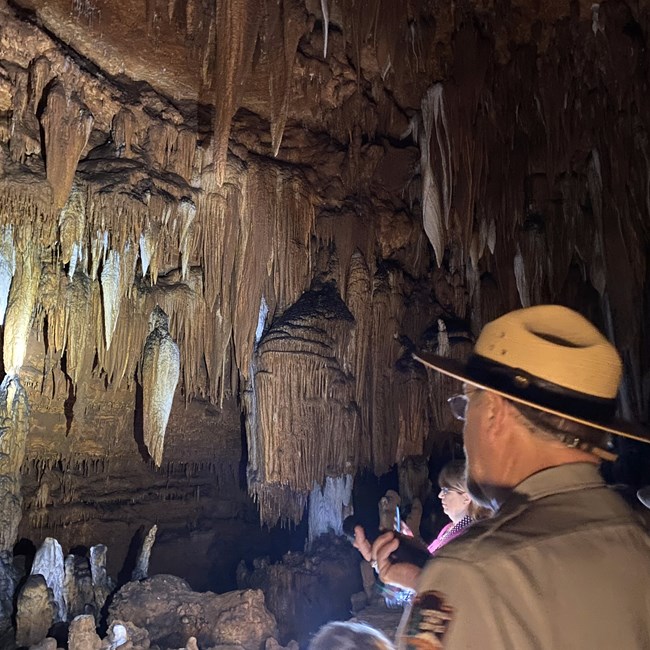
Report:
141,306,180,467
231,164,274,381
0,225,15,326
344,251,372,467
513,245,530,308
420,83,452,266
8,70,40,164
96,283,158,390
89,229,108,282
58,186,87,279
160,269,210,401
40,81,94,210
62,269,95,385
3,241,41,374
177,198,196,282
212,0,263,185
264,0,306,156
271,170,314,312
250,284,358,526
100,249,121,350
0,375,30,551
368,266,406,473
139,222,157,279
394,359,432,462
320,0,329,58
111,108,136,158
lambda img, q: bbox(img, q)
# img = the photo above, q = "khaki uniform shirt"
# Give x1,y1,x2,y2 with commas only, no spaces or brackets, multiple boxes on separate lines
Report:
398,463,650,650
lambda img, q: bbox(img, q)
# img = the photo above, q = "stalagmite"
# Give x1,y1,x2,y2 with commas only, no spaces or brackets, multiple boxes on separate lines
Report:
141,307,180,467
89,544,112,616
64,554,95,621
31,537,66,622
15,575,56,648
308,475,353,544
68,614,101,650
0,553,18,635
131,524,158,581
0,225,15,326
100,249,121,350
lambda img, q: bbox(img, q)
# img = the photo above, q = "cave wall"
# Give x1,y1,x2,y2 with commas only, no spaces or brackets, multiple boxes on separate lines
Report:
0,0,648,560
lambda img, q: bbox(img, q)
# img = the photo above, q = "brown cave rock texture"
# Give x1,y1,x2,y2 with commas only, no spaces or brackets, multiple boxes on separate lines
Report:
0,0,649,645
109,575,279,649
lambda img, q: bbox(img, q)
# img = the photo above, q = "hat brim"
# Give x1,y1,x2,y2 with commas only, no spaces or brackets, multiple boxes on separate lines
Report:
413,351,650,447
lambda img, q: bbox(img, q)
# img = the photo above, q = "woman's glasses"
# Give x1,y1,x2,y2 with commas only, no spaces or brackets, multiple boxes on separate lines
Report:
439,487,462,496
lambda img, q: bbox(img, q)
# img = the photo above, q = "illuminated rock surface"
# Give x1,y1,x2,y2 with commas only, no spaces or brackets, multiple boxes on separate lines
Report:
0,0,649,646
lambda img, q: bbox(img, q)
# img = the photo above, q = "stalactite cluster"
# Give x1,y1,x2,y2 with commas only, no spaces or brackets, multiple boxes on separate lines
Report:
0,0,649,535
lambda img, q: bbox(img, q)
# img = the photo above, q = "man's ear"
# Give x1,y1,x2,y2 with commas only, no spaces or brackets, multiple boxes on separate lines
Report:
482,391,509,439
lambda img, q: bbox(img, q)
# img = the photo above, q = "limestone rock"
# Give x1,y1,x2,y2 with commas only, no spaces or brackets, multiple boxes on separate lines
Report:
28,638,58,650
68,614,101,650
109,575,278,649
15,574,57,648
0,551,18,634
237,535,361,645
102,620,151,649
64,554,96,622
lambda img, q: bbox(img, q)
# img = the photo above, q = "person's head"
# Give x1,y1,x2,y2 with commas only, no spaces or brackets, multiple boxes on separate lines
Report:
437,459,480,523
415,306,647,505
309,621,395,650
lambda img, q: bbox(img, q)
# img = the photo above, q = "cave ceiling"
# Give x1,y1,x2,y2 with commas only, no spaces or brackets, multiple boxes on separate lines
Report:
0,0,649,536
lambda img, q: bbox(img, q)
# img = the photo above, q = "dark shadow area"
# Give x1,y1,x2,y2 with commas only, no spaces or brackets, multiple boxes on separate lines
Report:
132,380,150,463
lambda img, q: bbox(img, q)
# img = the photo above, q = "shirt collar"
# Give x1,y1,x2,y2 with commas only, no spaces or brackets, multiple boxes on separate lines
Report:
510,462,604,503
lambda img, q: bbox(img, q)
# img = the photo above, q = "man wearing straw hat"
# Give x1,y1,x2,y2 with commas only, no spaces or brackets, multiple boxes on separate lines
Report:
372,305,650,649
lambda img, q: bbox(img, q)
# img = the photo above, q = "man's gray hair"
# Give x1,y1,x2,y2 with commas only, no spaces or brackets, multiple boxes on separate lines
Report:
308,621,395,650
512,402,612,453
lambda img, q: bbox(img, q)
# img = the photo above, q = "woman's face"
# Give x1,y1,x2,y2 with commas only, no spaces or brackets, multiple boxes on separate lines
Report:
438,486,471,524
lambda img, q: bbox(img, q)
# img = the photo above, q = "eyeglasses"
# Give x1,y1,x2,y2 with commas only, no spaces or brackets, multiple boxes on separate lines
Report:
447,389,479,421
439,487,462,496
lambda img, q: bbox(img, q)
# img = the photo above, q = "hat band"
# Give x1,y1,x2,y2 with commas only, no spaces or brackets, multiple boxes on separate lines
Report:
465,355,617,422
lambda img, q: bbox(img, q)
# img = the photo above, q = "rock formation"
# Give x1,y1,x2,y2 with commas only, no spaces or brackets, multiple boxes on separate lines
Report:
0,0,649,644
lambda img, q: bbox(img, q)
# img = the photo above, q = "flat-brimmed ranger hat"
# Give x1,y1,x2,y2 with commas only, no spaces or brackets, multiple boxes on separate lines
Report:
414,305,650,450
